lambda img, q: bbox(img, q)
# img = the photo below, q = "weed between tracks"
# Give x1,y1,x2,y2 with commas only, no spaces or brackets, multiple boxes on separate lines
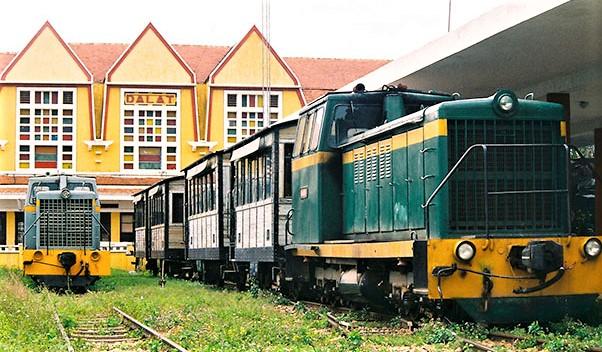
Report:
1,267,602,351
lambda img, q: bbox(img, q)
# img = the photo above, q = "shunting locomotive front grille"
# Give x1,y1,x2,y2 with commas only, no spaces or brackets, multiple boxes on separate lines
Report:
39,198,94,248
447,119,568,234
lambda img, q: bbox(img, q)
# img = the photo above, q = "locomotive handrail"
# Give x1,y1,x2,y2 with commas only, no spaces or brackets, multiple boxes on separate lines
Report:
423,143,571,238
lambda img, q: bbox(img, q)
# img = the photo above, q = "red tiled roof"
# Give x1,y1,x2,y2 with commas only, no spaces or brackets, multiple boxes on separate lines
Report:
172,44,231,83
0,52,16,73
1,43,389,93
286,57,391,102
70,43,127,82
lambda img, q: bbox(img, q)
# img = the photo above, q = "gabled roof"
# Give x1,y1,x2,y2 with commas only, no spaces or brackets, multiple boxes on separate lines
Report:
1,21,92,82
106,23,195,84
209,25,300,87
0,28,390,101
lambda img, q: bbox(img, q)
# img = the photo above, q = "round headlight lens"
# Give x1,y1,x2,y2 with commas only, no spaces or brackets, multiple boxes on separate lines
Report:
90,251,101,262
455,241,476,262
584,238,601,259
499,94,515,111
33,250,43,261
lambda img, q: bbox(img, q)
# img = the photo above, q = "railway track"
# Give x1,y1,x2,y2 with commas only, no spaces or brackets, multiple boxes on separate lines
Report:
295,300,413,338
51,302,189,351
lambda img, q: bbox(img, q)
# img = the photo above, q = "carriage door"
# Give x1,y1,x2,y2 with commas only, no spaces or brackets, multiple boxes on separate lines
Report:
407,128,425,230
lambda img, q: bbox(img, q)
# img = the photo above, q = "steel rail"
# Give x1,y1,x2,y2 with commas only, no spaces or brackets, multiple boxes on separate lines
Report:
113,306,189,352
49,293,75,352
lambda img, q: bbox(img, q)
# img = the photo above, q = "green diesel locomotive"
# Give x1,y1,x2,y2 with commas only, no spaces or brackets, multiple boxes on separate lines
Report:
287,86,602,323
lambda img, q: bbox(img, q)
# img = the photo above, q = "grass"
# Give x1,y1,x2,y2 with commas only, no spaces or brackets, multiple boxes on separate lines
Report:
1,267,602,351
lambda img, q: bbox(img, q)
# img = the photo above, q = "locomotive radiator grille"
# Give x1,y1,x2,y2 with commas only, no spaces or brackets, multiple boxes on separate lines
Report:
447,119,568,234
38,198,94,248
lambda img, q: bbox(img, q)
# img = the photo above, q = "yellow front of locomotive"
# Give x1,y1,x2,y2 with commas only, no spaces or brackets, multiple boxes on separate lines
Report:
22,175,110,289
427,236,602,323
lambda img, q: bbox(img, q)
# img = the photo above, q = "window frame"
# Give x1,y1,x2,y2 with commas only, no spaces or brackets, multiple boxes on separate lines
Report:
120,88,180,173
223,90,282,146
16,87,77,171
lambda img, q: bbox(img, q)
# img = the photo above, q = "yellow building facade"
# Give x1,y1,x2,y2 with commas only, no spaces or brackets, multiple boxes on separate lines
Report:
0,21,389,268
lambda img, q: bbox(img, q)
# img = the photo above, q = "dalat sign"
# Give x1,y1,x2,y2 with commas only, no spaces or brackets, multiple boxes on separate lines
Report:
124,92,177,106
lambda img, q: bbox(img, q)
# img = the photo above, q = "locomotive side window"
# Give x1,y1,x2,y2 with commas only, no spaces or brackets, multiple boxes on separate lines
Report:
292,116,307,157
301,112,315,155
309,108,324,151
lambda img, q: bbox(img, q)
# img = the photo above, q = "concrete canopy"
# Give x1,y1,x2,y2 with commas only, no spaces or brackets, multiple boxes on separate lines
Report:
343,0,601,147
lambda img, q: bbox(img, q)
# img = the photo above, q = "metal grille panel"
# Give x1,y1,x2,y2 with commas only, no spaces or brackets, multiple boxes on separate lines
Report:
447,119,568,234
39,198,93,248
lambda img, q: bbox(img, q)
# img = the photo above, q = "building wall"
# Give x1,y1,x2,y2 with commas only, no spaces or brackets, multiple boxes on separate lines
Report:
0,22,306,255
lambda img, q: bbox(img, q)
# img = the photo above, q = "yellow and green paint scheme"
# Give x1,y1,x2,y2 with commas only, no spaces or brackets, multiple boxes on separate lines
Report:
289,88,600,323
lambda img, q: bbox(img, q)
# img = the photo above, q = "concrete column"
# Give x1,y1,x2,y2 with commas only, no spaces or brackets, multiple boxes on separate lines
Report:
547,93,571,143
112,212,121,242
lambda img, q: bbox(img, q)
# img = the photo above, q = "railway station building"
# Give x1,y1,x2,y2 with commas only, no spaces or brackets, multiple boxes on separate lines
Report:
0,22,389,250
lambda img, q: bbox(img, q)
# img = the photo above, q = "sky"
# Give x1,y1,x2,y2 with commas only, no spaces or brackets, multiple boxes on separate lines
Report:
1,0,509,60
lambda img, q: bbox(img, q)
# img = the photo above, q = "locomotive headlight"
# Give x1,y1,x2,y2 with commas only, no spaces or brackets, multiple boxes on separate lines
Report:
583,238,602,259
33,250,43,261
498,94,515,111
492,90,518,117
90,251,101,262
455,241,476,262
60,188,71,199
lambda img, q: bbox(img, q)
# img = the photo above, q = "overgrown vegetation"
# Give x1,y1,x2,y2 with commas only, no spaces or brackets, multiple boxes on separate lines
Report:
1,267,602,351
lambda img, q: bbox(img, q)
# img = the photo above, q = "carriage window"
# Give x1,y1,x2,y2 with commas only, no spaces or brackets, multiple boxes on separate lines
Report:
258,155,265,200
150,194,164,226
209,171,216,211
238,160,246,206
250,158,257,203
171,193,184,224
264,150,272,199
134,201,145,227
283,144,293,197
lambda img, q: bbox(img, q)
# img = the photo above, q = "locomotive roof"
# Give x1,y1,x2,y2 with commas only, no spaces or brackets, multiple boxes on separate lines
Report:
338,90,564,148
28,173,97,184
131,174,184,197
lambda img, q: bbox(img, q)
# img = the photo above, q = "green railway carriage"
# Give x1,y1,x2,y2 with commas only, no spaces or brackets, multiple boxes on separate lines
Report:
288,86,602,323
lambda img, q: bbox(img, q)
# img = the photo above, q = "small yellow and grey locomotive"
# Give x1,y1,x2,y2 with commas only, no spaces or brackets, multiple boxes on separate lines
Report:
22,174,110,290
